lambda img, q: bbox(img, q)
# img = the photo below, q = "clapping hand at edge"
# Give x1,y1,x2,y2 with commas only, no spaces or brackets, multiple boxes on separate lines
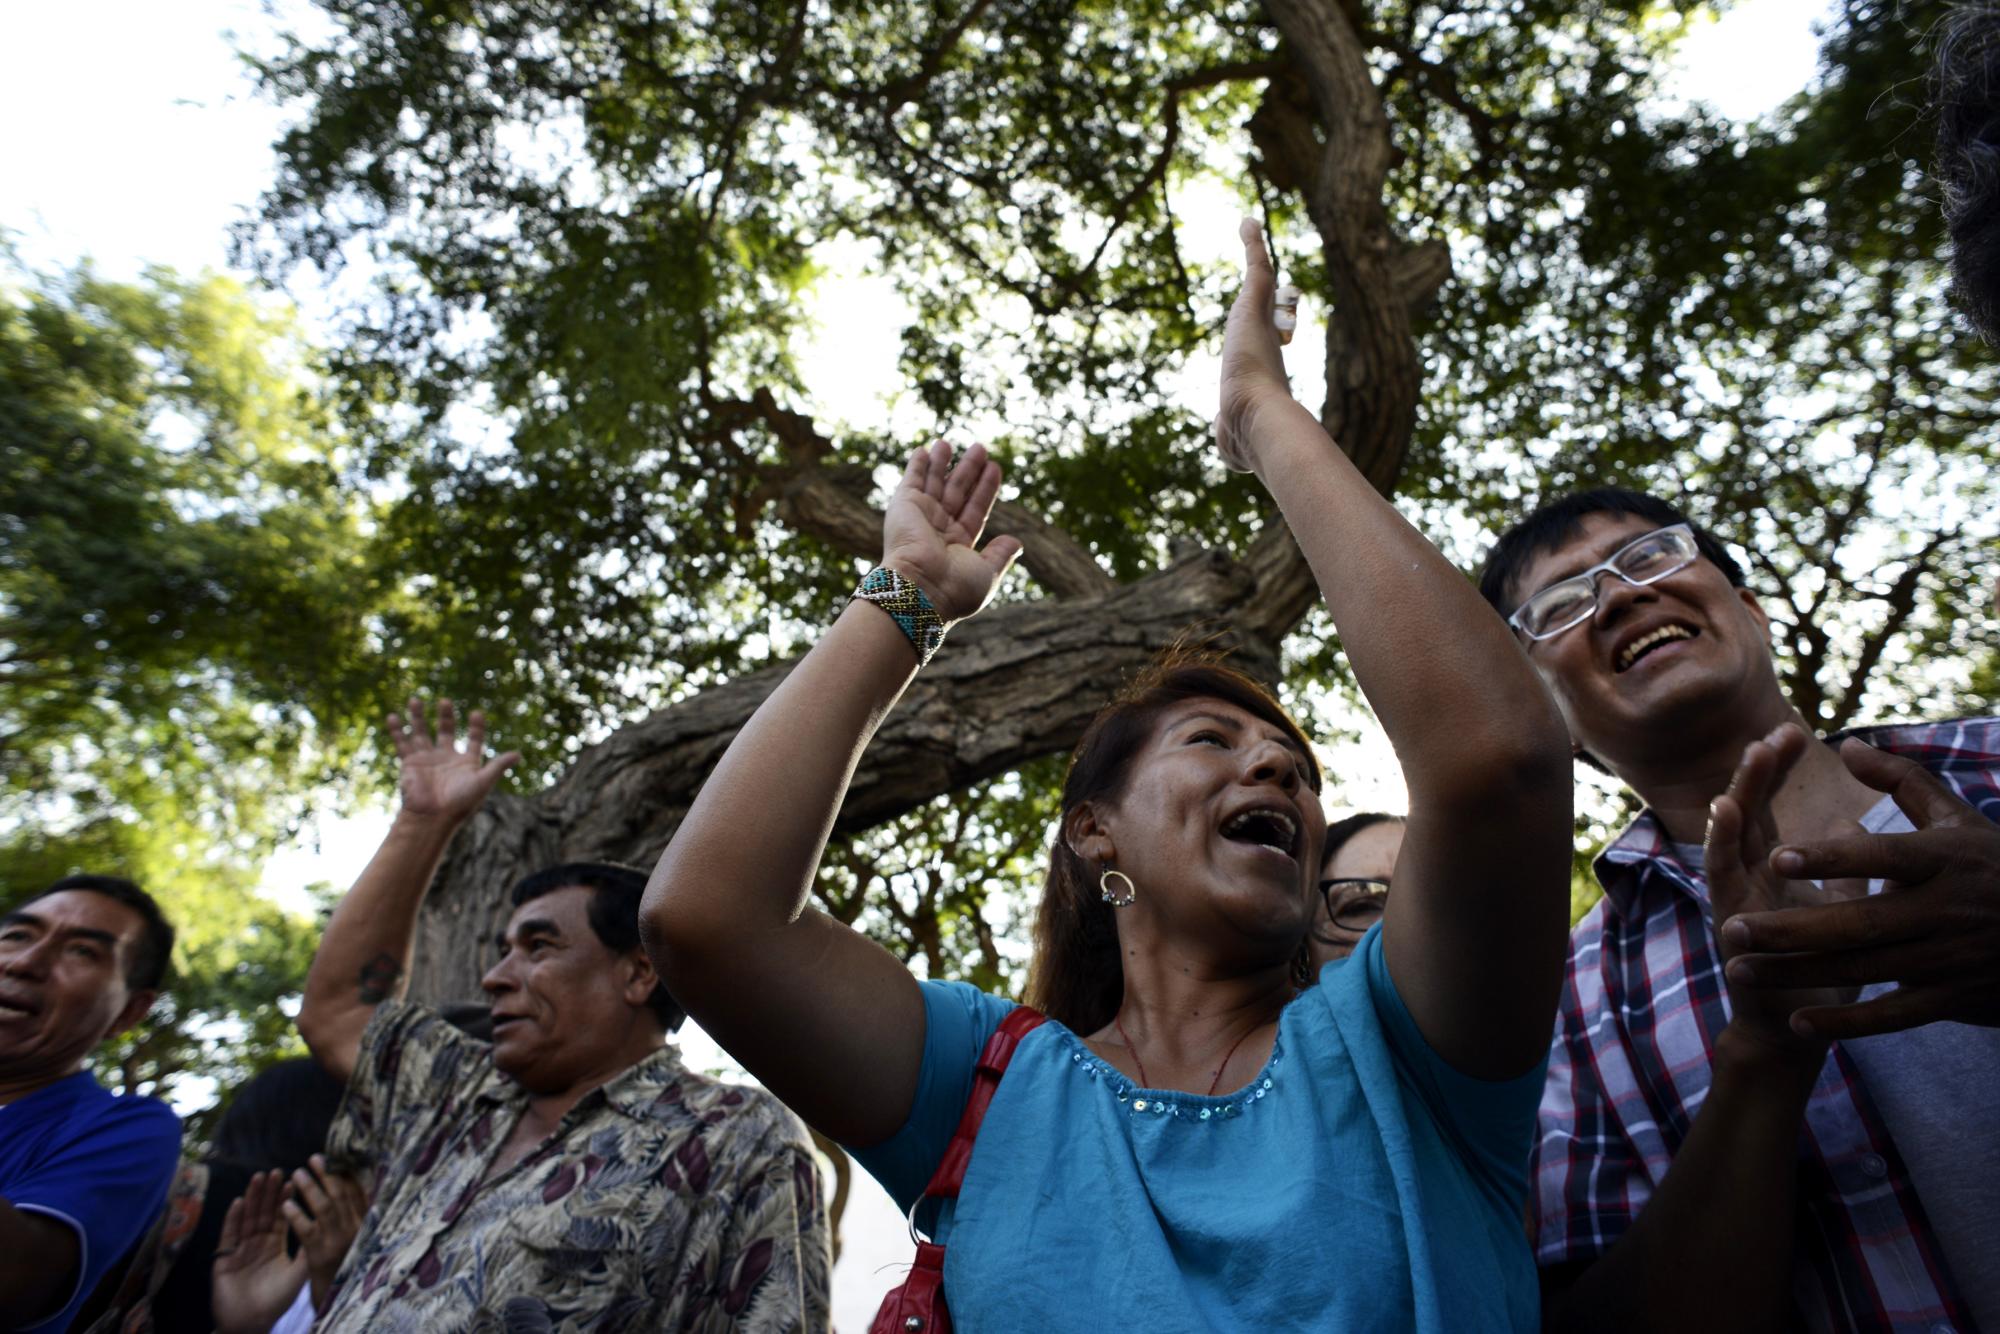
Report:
1722,737,2000,1037
284,1154,370,1315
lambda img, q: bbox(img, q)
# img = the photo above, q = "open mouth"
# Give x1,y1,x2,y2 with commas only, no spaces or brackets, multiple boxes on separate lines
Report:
1617,623,1697,672
0,996,38,1019
1219,806,1301,861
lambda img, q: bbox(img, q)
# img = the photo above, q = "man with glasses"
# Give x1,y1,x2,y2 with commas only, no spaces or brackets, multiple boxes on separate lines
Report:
1478,487,2000,1333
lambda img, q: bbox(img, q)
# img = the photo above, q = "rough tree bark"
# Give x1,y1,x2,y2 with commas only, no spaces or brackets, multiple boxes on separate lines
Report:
408,0,1449,1004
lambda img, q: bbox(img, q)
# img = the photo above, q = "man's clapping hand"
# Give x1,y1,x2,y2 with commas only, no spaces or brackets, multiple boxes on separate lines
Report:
1706,725,1869,1057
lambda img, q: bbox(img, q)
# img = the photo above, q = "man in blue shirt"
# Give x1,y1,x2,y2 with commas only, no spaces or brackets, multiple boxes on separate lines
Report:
0,875,183,1331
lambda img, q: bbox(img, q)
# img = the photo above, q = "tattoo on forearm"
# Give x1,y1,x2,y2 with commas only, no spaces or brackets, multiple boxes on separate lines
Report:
357,953,403,1004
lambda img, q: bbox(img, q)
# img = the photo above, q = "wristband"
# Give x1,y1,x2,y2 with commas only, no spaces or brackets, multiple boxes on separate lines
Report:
851,566,947,666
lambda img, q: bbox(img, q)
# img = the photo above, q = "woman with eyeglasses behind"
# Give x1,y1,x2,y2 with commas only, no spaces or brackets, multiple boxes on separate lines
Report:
1312,812,1404,972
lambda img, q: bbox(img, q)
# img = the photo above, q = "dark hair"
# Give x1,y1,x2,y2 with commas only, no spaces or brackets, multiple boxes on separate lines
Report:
509,862,686,1032
13,874,175,992
1321,812,1403,869
1476,486,1745,619
208,1057,347,1172
1024,650,1322,1034
1935,1,2000,344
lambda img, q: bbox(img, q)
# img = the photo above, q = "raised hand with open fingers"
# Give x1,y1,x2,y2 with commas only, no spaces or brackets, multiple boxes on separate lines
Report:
1719,736,2000,1038
386,696,522,823
211,1169,306,1334
1706,723,1867,1055
1214,217,1301,476
878,439,1022,625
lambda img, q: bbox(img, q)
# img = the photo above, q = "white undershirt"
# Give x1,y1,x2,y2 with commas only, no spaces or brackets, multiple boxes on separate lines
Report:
270,1283,316,1334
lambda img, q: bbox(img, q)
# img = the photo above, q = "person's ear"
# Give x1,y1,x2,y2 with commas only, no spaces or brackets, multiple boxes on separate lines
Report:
111,989,157,1036
1064,801,1117,868
620,950,661,1012
1734,586,1773,637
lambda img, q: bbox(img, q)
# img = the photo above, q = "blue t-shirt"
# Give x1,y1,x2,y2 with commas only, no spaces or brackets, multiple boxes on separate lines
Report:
850,927,1545,1332
0,1069,182,1332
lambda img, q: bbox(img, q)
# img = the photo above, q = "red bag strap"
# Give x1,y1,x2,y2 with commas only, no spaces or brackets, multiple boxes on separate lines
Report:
873,1006,1047,1334
917,1005,1047,1206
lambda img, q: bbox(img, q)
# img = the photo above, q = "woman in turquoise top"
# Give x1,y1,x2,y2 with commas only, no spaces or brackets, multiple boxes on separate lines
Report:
644,220,1574,1331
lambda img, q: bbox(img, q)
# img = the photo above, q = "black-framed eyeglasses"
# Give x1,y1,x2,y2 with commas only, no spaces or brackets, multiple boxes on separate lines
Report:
1314,877,1390,941
1506,524,1700,642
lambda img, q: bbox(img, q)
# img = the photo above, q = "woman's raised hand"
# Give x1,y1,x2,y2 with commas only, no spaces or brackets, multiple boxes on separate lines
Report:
879,440,1023,622
1215,217,1300,475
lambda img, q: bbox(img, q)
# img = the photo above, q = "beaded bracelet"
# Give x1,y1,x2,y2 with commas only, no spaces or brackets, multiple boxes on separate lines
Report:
851,566,947,666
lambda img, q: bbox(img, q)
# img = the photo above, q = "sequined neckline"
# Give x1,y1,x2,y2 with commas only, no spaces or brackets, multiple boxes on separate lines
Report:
1053,1021,1286,1123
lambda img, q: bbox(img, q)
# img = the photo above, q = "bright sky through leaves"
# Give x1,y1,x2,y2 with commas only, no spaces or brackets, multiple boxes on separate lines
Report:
0,1,1840,1323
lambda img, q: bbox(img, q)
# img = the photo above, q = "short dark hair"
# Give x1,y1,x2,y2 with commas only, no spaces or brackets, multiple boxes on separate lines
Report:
208,1057,347,1173
13,875,175,992
1477,487,1745,619
1935,1,2000,344
1321,812,1403,869
508,863,685,1033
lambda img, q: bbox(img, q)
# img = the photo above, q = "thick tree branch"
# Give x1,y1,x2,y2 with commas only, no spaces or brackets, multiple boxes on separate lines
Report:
1239,525,1322,642
771,462,1115,599
706,389,1115,598
1260,0,1449,493
409,547,1285,1002
1825,532,1954,731
987,501,1118,598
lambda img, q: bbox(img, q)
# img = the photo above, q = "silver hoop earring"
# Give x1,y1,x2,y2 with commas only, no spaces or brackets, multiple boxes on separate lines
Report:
1099,868,1136,908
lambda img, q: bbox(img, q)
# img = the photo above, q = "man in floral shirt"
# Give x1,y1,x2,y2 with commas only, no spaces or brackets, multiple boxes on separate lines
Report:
296,699,829,1332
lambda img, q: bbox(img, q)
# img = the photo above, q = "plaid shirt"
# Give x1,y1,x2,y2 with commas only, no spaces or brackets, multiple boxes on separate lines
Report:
1531,716,2000,1334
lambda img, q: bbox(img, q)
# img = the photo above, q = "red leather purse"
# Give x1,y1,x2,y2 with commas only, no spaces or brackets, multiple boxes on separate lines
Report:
869,1006,1047,1334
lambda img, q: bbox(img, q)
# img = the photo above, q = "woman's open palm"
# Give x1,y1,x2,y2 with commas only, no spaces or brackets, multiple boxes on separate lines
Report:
879,440,1022,623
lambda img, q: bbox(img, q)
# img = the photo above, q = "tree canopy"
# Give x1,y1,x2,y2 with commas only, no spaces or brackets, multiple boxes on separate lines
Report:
7,0,1989,1029
231,0,1988,999
0,254,382,1105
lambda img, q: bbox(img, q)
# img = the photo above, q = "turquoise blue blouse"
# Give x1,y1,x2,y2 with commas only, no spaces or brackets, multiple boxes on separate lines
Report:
849,926,1545,1332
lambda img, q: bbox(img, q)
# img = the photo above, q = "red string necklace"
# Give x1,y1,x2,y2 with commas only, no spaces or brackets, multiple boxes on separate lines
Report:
1112,1014,1262,1097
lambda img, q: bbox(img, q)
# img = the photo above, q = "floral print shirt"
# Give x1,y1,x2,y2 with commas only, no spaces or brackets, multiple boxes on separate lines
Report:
318,1001,830,1333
